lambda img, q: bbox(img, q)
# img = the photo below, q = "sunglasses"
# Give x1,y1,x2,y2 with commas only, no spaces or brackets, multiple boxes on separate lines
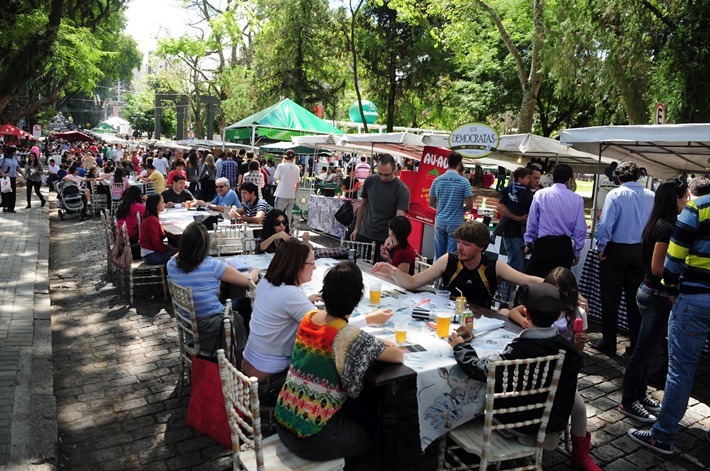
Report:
273,220,287,226
216,185,226,188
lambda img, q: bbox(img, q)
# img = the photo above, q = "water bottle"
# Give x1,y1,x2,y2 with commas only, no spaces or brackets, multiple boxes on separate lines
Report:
348,248,357,264
481,197,487,212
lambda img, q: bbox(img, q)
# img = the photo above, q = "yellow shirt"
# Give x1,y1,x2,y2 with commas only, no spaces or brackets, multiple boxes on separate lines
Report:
147,171,166,193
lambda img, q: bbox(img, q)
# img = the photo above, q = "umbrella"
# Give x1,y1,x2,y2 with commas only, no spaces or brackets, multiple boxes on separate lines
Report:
0,123,33,139
51,130,94,142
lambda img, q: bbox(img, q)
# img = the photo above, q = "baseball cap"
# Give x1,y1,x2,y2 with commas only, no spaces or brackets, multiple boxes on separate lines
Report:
520,283,568,312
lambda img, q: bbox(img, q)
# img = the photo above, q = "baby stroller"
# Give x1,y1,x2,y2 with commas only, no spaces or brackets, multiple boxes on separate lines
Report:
56,181,85,221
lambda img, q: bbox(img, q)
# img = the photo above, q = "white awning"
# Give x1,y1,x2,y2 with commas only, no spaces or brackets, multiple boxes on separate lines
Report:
560,124,710,179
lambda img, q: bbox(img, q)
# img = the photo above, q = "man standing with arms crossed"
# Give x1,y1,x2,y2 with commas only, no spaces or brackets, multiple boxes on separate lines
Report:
590,161,654,355
524,164,586,278
274,149,300,225
629,177,710,455
351,154,409,261
428,151,474,260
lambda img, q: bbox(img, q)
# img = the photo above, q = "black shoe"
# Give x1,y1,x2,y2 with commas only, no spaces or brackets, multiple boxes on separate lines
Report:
41,199,46,207
619,401,657,423
589,340,616,355
640,396,662,414
25,205,31,209
6,210,16,213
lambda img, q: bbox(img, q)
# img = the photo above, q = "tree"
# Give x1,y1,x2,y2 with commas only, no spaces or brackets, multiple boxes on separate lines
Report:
0,0,130,122
359,1,454,130
252,0,347,110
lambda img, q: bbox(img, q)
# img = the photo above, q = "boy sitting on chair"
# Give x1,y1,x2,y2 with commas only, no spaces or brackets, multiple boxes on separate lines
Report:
448,283,583,442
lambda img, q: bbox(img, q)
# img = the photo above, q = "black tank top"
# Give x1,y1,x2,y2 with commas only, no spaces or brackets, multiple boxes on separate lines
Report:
441,253,498,308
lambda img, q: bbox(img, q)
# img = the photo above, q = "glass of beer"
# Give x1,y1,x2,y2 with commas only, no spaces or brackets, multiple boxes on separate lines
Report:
369,281,382,304
435,311,452,338
394,319,408,344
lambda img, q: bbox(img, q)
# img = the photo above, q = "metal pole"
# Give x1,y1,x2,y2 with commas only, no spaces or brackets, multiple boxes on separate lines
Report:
589,145,603,238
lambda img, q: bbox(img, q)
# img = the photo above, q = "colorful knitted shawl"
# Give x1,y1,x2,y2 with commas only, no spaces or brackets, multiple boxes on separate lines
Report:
275,310,385,438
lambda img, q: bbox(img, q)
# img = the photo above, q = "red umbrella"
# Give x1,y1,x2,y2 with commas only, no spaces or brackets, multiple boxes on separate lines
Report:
52,130,94,142
0,123,33,139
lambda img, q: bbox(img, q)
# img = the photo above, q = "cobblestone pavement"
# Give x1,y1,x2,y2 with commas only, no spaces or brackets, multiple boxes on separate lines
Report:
49,208,709,470
0,185,55,471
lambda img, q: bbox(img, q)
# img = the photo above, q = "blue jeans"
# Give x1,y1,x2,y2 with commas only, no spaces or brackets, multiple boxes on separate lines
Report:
652,291,710,445
500,237,525,302
142,249,177,265
435,223,459,260
621,284,672,405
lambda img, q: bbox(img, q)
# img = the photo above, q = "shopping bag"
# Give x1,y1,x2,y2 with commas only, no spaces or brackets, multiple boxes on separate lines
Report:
186,355,232,449
334,199,354,226
0,177,11,193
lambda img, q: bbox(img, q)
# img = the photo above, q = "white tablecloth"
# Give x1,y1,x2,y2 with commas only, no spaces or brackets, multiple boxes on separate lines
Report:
231,255,513,449
160,208,220,235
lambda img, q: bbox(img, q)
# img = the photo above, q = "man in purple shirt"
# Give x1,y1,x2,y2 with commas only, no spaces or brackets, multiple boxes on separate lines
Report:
523,164,586,278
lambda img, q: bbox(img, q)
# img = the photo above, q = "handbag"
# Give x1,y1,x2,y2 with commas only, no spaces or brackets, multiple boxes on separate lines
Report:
186,320,241,449
110,225,132,270
334,199,354,226
0,176,11,193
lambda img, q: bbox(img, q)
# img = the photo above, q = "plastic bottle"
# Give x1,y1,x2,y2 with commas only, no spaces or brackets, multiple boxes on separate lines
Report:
573,318,584,333
480,197,487,212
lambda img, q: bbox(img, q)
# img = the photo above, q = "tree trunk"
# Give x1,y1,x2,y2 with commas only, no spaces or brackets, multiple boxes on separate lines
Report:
349,1,368,133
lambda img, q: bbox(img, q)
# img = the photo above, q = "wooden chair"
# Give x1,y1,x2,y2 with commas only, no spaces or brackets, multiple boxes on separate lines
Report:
215,223,249,256
100,211,116,278
437,350,566,471
144,180,160,195
111,182,125,214
340,239,377,264
217,349,344,471
167,279,201,397
89,180,109,217
117,224,168,304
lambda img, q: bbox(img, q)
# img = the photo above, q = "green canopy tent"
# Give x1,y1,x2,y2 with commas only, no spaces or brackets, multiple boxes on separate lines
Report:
224,98,343,144
93,122,117,134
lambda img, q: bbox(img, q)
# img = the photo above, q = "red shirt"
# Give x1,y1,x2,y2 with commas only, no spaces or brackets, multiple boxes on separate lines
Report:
166,169,187,185
139,214,168,252
390,244,417,275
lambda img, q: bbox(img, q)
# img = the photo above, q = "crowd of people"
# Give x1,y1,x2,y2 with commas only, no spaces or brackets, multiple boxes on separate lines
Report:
2,135,709,469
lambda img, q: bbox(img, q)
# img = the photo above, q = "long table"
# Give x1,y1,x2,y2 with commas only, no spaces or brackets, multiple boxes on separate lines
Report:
231,254,521,469
160,208,219,235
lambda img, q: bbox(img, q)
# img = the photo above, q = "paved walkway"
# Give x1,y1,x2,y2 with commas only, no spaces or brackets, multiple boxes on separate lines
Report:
0,186,55,470
2,186,707,470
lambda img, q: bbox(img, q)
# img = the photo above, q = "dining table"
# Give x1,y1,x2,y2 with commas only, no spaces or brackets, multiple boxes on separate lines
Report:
159,207,222,236
227,253,523,470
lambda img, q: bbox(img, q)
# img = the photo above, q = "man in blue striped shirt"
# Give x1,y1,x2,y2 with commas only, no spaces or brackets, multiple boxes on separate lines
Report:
591,161,654,355
429,151,474,260
629,177,710,455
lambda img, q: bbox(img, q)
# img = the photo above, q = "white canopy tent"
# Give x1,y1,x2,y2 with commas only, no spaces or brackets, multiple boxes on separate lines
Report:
292,132,526,170
560,124,710,179
423,133,611,173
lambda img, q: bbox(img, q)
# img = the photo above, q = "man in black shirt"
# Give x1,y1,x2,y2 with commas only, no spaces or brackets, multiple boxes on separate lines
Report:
161,174,195,207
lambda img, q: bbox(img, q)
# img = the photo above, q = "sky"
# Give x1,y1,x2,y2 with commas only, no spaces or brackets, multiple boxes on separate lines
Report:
124,0,193,60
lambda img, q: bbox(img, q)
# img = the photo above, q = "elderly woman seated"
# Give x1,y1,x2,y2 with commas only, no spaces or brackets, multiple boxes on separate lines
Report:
167,221,260,350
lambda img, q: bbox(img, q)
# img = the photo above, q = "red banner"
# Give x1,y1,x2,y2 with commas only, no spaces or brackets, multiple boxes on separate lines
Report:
401,146,451,225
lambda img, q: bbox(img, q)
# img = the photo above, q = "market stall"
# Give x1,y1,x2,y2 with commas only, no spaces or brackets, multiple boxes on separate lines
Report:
561,123,710,352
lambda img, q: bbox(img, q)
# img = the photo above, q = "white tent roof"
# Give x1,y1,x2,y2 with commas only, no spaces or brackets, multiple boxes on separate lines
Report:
560,124,710,179
102,116,130,128
422,133,611,173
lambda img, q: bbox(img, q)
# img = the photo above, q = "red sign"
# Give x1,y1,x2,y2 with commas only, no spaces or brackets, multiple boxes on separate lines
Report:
654,103,666,124
401,146,451,225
